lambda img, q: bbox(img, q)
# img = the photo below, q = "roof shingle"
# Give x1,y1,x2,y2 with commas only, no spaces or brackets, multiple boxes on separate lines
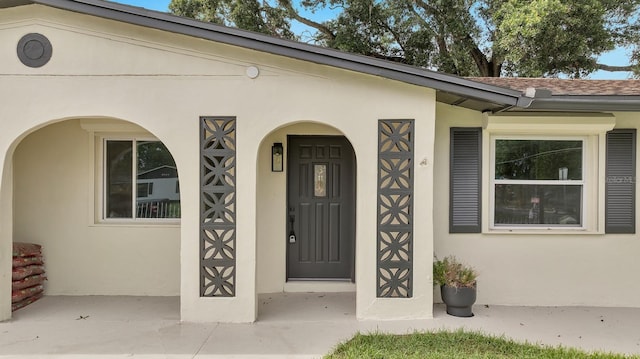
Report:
470,77,640,96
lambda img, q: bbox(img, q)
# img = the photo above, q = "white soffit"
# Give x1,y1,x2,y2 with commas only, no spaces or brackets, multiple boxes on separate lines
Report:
483,112,616,134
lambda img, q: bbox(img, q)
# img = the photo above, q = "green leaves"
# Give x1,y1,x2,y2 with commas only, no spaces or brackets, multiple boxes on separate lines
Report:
169,0,296,39
496,0,613,77
169,0,640,78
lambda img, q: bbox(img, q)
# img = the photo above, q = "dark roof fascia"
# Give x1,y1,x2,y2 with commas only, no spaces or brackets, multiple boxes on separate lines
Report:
13,1,640,113
523,96,640,112
0,0,33,7
27,0,522,107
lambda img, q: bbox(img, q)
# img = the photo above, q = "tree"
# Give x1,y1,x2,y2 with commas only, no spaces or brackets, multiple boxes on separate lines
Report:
168,0,296,38
169,0,640,78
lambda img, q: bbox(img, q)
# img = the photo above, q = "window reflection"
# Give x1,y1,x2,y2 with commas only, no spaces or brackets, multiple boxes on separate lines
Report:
314,164,327,197
493,139,584,227
495,184,582,226
105,139,180,219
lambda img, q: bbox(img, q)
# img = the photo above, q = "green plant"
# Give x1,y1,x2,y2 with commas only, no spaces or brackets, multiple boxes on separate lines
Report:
433,256,477,288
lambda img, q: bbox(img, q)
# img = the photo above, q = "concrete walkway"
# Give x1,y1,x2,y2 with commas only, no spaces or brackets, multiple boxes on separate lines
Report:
1,293,639,358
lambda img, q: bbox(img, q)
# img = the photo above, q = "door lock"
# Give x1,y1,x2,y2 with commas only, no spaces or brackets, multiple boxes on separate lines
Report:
288,210,296,243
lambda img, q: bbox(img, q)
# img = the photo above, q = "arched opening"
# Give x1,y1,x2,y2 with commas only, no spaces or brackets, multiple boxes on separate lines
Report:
255,121,357,321
7,117,181,318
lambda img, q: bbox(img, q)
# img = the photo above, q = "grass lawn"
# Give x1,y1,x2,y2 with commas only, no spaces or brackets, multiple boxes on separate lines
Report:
325,330,639,359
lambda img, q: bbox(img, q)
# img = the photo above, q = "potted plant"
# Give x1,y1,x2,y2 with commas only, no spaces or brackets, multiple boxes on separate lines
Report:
433,256,478,317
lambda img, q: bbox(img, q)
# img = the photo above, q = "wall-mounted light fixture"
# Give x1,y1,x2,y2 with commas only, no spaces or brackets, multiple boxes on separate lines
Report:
272,143,283,172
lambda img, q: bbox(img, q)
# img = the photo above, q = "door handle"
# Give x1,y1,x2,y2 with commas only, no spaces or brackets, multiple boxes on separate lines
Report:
288,208,296,243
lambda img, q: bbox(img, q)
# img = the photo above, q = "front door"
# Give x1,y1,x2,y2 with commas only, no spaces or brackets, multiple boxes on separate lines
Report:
287,136,355,280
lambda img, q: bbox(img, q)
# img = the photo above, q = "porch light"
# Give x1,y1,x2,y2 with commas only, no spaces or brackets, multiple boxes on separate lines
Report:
272,143,283,172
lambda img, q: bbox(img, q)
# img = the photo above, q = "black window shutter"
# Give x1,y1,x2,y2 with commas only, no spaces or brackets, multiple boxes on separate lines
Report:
606,129,636,234
450,128,482,233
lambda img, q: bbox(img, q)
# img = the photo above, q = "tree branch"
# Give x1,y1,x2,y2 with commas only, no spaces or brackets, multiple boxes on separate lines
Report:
278,0,336,40
596,63,635,72
406,4,458,74
465,34,490,76
412,0,436,15
490,56,502,78
377,19,407,55
411,0,491,76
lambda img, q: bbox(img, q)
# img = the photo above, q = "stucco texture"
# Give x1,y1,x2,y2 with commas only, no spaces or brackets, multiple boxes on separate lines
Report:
434,104,640,308
12,119,181,296
0,5,436,322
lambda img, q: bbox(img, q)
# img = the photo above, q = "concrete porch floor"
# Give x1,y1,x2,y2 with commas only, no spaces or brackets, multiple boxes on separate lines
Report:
1,293,640,358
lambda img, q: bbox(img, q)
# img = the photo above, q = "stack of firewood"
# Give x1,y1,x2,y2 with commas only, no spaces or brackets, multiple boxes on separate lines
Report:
12,242,46,312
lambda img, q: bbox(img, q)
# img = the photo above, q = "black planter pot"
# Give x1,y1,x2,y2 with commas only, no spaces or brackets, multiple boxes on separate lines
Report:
440,284,476,317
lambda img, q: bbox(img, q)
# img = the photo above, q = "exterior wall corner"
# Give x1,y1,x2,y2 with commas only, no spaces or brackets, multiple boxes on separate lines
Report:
0,153,13,321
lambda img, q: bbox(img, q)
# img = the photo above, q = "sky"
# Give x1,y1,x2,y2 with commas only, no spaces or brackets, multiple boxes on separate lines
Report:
113,0,632,80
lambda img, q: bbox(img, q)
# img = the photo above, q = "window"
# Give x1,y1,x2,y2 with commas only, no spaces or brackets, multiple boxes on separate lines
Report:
104,139,180,220
492,138,584,228
450,123,636,234
314,164,327,197
137,182,153,198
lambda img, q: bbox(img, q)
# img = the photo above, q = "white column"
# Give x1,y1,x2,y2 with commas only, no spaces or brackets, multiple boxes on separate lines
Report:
0,153,13,321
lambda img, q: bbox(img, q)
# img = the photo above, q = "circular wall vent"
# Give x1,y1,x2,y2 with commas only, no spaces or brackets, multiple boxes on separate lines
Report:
17,33,52,68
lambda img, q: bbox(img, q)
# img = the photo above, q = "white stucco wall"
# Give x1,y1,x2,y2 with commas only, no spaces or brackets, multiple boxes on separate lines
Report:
250,79,436,321
0,5,436,322
9,1,638,323
0,153,13,320
434,104,640,307
12,119,181,296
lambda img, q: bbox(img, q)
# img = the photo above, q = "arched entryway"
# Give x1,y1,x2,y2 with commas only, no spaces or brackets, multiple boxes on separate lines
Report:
255,122,357,320
4,117,181,318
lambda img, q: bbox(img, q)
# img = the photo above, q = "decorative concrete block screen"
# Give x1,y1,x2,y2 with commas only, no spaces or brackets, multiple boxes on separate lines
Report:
200,117,237,297
377,119,414,298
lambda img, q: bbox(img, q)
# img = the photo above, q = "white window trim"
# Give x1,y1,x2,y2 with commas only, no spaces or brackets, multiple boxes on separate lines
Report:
481,112,614,234
489,135,587,231
96,134,181,225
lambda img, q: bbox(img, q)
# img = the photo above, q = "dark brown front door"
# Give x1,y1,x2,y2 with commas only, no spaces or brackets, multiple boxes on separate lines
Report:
287,136,356,280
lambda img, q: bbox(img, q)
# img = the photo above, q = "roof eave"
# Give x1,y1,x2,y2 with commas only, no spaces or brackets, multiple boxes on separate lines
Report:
15,1,640,113
521,96,640,112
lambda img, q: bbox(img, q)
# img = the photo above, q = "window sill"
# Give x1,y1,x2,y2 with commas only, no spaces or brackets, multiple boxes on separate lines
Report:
90,220,181,228
485,227,602,235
